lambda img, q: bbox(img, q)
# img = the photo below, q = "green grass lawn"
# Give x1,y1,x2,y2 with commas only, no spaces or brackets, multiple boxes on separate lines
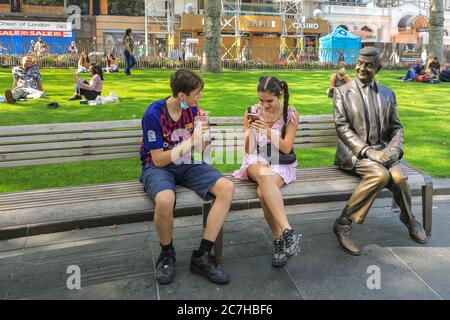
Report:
0,68,449,193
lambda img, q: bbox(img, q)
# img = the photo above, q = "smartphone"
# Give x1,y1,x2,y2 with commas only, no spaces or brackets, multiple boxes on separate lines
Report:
247,107,260,121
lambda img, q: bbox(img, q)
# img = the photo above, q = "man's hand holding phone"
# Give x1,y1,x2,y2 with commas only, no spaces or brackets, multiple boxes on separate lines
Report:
192,118,210,148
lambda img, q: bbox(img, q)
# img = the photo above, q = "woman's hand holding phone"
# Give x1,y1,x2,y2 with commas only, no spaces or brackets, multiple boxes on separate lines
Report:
251,119,270,133
247,113,260,123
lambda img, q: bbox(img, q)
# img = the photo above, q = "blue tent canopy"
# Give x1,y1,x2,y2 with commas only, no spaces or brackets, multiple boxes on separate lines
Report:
319,27,362,64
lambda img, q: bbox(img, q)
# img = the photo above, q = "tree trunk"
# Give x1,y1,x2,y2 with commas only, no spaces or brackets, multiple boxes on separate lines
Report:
203,0,222,72
427,0,444,63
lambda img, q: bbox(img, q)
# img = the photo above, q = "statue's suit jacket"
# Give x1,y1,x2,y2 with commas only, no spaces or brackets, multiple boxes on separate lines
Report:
333,78,404,171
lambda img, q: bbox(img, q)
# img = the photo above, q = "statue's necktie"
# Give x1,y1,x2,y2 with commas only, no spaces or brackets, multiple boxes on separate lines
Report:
365,84,380,145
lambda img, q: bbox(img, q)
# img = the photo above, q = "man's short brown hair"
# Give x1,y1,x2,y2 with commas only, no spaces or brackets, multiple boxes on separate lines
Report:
170,69,204,97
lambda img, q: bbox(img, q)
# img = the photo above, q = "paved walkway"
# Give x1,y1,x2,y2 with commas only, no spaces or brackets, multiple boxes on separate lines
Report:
1,195,449,300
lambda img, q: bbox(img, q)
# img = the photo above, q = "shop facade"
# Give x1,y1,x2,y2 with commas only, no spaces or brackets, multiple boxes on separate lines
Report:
180,13,329,63
320,1,431,47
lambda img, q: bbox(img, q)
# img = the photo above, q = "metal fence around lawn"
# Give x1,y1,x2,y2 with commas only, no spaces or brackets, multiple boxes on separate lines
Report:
1,42,449,70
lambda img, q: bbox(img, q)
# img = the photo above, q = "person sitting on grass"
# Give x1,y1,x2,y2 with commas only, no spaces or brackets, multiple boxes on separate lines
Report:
69,63,103,101
403,59,425,81
414,68,438,83
77,52,90,73
4,55,45,104
326,68,351,98
439,66,450,82
103,53,119,73
68,41,79,56
427,57,441,75
35,37,48,57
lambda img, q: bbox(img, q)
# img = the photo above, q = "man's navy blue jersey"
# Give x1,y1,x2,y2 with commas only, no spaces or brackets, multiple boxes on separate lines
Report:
140,98,198,169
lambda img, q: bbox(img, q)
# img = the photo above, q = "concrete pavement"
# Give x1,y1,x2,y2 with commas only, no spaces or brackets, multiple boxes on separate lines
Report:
1,195,449,300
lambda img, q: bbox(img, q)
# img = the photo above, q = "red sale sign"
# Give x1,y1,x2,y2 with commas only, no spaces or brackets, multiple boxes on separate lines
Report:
0,30,71,37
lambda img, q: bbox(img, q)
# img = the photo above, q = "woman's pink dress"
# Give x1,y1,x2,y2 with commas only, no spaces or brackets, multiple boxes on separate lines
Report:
232,104,299,185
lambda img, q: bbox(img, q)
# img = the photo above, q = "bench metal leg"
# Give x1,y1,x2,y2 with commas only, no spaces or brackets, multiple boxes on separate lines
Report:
422,183,433,236
202,201,224,261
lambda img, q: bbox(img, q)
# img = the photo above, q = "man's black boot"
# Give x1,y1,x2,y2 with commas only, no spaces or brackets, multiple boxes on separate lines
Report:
155,247,176,285
190,250,230,284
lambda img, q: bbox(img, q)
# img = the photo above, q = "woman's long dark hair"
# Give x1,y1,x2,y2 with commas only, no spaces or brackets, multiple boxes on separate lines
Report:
124,28,132,42
257,76,290,138
80,52,90,65
90,63,104,81
106,54,115,67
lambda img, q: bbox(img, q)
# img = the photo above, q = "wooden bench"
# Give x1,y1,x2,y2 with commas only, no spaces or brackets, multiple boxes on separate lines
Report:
0,115,433,259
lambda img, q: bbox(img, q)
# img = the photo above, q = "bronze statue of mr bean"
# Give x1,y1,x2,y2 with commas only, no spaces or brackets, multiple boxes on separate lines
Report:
333,47,427,256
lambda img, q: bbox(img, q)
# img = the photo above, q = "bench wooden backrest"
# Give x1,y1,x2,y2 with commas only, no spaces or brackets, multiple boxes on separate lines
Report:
0,120,142,168
209,115,337,152
0,115,337,168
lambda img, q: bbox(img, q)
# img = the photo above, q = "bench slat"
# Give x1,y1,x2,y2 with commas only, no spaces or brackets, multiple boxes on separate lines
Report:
0,165,424,204
0,164,423,202
0,137,141,153
210,123,336,131
0,153,138,168
209,115,333,125
0,146,139,161
0,120,141,136
212,135,338,146
0,130,142,144
0,167,426,214
300,123,336,130
210,129,337,140
297,142,337,148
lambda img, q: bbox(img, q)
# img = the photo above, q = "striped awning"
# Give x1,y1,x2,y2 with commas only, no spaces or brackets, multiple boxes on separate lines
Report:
413,16,429,32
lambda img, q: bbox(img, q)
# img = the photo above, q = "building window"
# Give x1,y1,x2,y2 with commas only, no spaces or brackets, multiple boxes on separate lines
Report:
10,0,21,12
322,0,365,6
180,32,192,46
23,0,64,5
108,0,145,16
68,0,90,15
374,0,429,8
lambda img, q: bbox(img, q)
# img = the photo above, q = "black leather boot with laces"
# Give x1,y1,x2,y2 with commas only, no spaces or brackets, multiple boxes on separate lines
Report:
155,248,176,285
190,250,230,284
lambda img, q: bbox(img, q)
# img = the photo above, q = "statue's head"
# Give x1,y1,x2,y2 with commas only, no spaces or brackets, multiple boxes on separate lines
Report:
355,47,382,84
